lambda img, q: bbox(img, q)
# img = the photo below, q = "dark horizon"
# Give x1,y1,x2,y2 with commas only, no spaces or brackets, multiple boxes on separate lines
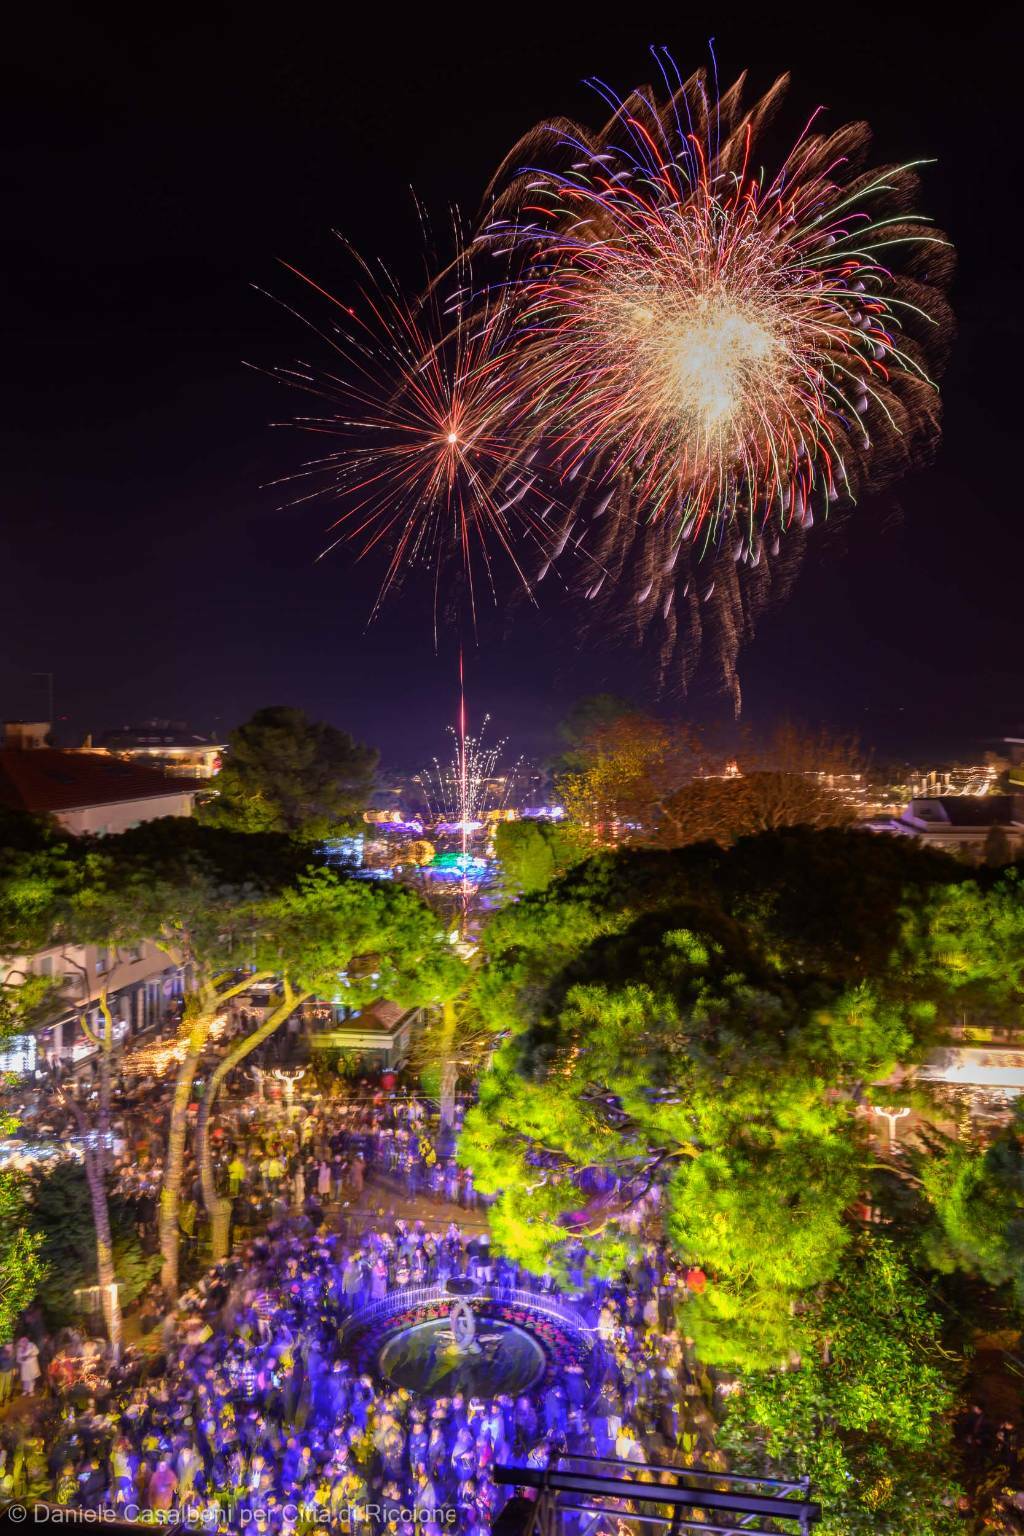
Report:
2,5,1021,766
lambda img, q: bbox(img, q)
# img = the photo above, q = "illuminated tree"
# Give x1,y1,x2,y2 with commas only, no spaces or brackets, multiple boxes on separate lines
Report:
195,870,461,1256
25,1163,157,1328
661,723,860,847
98,819,312,1295
553,717,860,851
200,705,378,839
462,889,931,1365
555,711,699,848
462,830,1011,1363
0,1134,44,1346
0,809,77,1030
410,983,493,1131
493,819,581,896
37,850,182,1355
919,1106,1024,1301
720,1240,963,1536
0,810,71,1341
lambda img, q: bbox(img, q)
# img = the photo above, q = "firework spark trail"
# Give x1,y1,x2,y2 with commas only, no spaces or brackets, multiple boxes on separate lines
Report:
458,647,469,893
419,658,522,925
483,52,953,704
256,228,561,637
264,52,952,708
421,710,515,830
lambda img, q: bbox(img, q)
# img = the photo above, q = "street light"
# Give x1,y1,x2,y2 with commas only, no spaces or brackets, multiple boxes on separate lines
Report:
871,1104,911,1153
271,1066,306,1117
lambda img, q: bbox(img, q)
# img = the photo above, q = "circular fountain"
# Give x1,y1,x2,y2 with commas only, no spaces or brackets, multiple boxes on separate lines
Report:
341,1279,594,1401
377,1311,546,1396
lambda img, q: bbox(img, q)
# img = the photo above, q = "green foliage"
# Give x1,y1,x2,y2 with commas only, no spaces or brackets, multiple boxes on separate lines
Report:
25,1162,158,1326
464,898,895,1364
721,1241,963,1535
494,819,583,896
80,818,318,986
0,1123,45,1345
251,865,464,1009
0,806,64,856
0,810,76,921
418,1061,442,1098
463,828,1020,1373
919,1109,1024,1301
198,706,377,839
913,867,1024,1020
477,827,971,998
0,972,67,1035
0,810,79,1028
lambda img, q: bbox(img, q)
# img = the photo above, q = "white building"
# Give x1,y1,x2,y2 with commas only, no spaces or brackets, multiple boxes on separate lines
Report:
83,721,225,781
866,794,1024,861
0,745,198,836
0,744,198,1072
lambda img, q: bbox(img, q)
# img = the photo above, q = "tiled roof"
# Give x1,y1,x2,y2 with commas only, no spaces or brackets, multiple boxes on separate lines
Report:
359,1000,407,1031
0,749,198,813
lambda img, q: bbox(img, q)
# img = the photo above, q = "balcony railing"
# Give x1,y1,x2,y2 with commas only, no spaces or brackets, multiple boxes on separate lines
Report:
493,1453,820,1536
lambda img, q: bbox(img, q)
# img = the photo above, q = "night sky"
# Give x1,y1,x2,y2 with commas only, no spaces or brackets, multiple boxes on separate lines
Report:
2,5,1021,768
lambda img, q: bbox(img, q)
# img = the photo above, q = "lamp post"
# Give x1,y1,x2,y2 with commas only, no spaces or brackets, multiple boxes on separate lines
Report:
871,1104,911,1153
271,1067,305,1118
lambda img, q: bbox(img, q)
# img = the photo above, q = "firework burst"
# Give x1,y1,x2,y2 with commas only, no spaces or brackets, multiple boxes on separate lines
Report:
259,228,554,628
264,52,952,707
486,51,953,703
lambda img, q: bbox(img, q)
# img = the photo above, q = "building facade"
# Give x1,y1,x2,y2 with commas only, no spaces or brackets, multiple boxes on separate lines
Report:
0,743,198,1072
866,794,1024,860
83,721,225,781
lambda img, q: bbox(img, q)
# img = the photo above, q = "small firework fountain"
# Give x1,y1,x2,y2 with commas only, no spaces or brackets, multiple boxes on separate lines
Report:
416,659,520,922
423,655,518,839
422,717,514,838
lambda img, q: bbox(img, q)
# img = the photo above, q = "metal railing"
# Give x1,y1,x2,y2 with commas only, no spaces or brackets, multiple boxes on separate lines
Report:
340,1280,596,1348
494,1454,821,1536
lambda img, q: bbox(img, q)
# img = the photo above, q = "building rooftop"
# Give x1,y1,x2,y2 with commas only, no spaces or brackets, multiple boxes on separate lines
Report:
910,795,1019,827
355,1000,407,1032
0,749,198,814
97,724,223,751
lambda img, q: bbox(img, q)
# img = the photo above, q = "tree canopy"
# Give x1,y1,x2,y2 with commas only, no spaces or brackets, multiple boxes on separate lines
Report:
198,705,378,839
721,1239,964,1536
0,1110,45,1346
919,1106,1024,1302
248,864,464,1011
493,819,582,896
461,830,1022,1367
551,714,860,851
25,1162,157,1327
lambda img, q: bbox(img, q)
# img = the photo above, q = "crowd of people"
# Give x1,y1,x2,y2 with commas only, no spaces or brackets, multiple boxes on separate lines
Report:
1,1011,721,1533
201,1090,482,1220
2,1204,708,1533
3,1005,1024,1536
106,1082,483,1255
